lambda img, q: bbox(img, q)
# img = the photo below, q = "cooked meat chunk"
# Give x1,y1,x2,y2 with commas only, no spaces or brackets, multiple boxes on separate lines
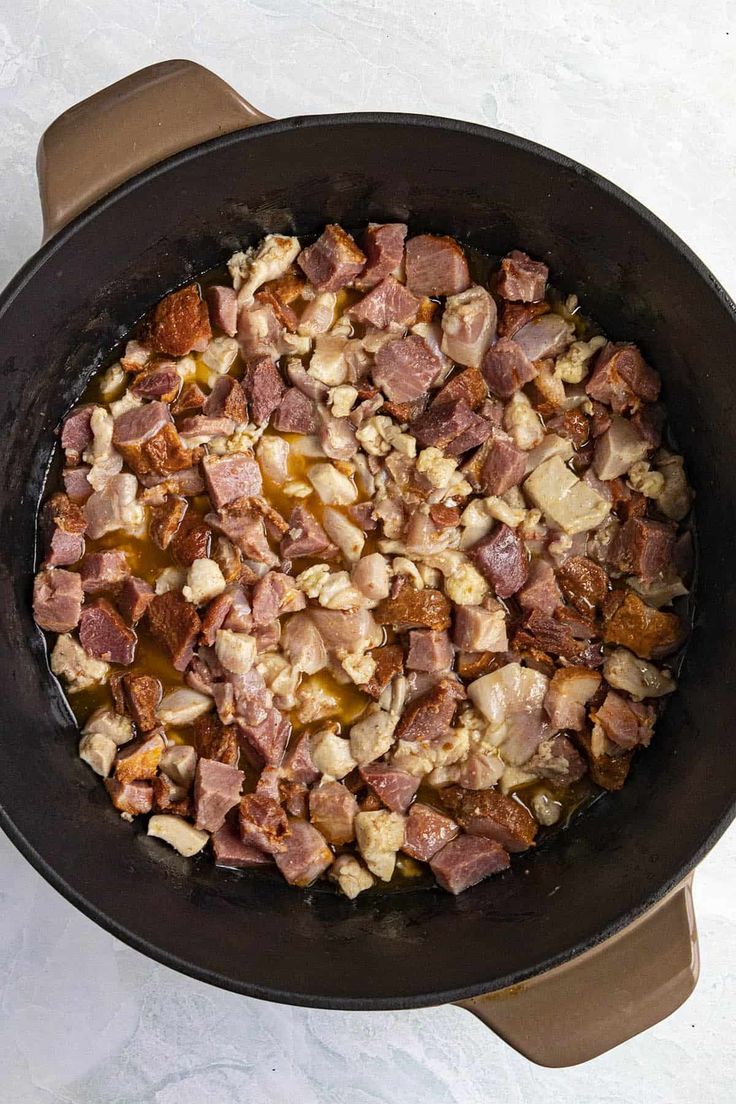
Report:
514,314,573,361
372,334,442,403
481,337,537,398
275,818,333,886
430,834,510,894
203,453,263,510
149,495,188,550
121,673,162,731
527,734,587,785
394,679,462,742
144,285,211,356
79,550,128,594
146,591,201,671
350,275,421,328
130,365,181,403
79,598,137,664
375,578,451,631
402,803,459,861
496,250,548,302
602,590,684,660
206,285,238,336
359,763,420,814
193,713,239,766
298,224,366,292
61,405,95,465
440,786,538,852
242,355,286,426
114,731,165,783
272,387,317,434
608,518,675,581
238,790,289,853
440,285,496,368
194,758,244,832
43,492,86,567
452,606,508,652
33,567,83,633
410,397,476,449
586,342,660,412
203,376,247,422
518,559,563,616
593,415,649,480
309,780,358,845
105,778,154,816
479,431,527,495
557,555,609,614
281,505,334,559
117,576,154,623
406,629,453,673
468,524,529,599
212,821,272,868
544,667,601,731
524,455,611,535
405,234,471,296
356,223,407,289
592,690,655,750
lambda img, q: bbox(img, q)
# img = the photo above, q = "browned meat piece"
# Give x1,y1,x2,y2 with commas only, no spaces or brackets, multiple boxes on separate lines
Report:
602,590,685,660
212,535,246,584
381,395,427,423
592,690,655,750
479,430,527,495
428,503,461,529
114,731,165,783
349,275,421,328
275,818,333,886
496,250,548,302
205,285,237,336
248,496,289,540
544,667,601,731
252,570,306,625
440,786,537,852
452,606,506,652
513,607,584,661
308,780,358,844
298,224,366,291
589,401,613,437
238,707,290,766
372,334,442,403
281,780,309,818
443,413,495,457
202,453,262,510
272,387,317,434
171,381,206,417
546,409,591,450
609,518,675,582
203,376,247,422
347,502,377,531
79,550,128,594
212,820,272,868
254,286,299,332
557,555,609,614
610,478,647,522
79,598,137,664
586,342,661,412
404,234,471,296
237,300,284,360
515,315,573,362
33,567,83,633
143,285,212,356
280,505,334,559
194,757,244,832
170,512,212,566
200,590,237,646
481,337,537,399
394,679,462,742
406,629,453,673
497,299,550,339
573,727,632,791
113,402,195,478
121,673,162,732
117,576,154,623
62,466,93,504
241,355,287,426
468,524,529,599
178,414,236,443
152,774,193,817
631,403,665,448
146,592,201,671
359,763,420,814
43,492,86,566
61,405,94,464
356,223,407,289
402,803,459,861
193,713,239,766
374,578,451,631
440,285,496,368
364,643,404,699
410,398,476,449
207,504,277,567
518,558,563,616
130,365,181,403
432,366,488,411
283,732,320,784
528,733,587,785
456,651,499,679
430,834,510,894
105,778,153,816
149,494,188,550
139,466,205,497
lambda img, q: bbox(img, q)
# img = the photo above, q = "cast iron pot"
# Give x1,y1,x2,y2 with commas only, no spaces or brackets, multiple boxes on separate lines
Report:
0,60,731,1067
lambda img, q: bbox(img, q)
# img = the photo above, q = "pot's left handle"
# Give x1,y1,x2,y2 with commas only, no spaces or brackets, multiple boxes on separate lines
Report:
37,59,271,242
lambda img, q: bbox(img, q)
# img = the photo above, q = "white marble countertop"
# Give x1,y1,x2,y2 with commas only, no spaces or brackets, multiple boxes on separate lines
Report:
1,1,734,1099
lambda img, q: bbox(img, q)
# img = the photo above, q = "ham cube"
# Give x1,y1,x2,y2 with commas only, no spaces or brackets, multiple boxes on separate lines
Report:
359,763,420,814
33,567,83,633
275,818,333,886
403,803,459,862
405,234,471,296
356,223,407,290
468,524,529,599
349,275,421,328
481,337,537,398
372,334,443,403
212,819,272,867
496,250,548,303
194,758,244,833
203,453,263,510
440,786,538,852
79,598,137,664
308,780,358,844
430,834,510,894
206,285,238,336
298,224,366,292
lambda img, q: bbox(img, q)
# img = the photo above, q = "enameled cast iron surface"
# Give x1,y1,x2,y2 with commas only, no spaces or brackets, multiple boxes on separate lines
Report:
0,115,733,1008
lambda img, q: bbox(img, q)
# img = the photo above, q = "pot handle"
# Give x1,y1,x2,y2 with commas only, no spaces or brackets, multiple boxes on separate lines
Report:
36,59,270,241
456,876,698,1067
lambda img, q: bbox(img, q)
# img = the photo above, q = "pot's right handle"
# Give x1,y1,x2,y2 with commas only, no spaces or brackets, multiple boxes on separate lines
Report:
457,876,699,1067
37,59,270,242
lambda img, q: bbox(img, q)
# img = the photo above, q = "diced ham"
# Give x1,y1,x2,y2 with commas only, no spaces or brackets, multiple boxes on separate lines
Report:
283,731,321,785
593,415,649,480
410,398,476,449
309,608,380,655
592,690,655,750
113,730,165,782
349,275,421,328
452,606,508,652
79,550,128,594
440,285,497,368
430,834,510,894
356,223,407,290
405,234,471,296
602,590,684,660
272,387,317,434
61,405,94,464
146,591,201,671
237,706,290,766
79,598,137,664
212,820,272,868
202,376,247,422
359,763,420,814
113,402,194,478
402,803,459,861
169,513,210,567
514,314,574,361
518,559,563,616
298,224,366,292
372,334,442,403
206,502,277,567
172,382,206,417
544,666,601,731
394,679,462,742
496,250,548,302
120,672,162,731
375,579,451,632
406,629,453,672
33,567,83,633
443,413,495,457
280,505,333,558
84,474,142,540
62,466,93,503
586,342,661,412
252,571,306,625
479,431,527,495
241,356,287,426
309,780,358,844
237,300,284,360
238,791,289,853
608,517,675,581
193,713,239,766
149,495,188,550
441,786,538,852
528,733,587,785
130,365,181,403
139,466,205,497
105,778,153,816
468,524,528,598
432,366,488,411
364,643,404,699
481,337,537,398
557,555,608,614
202,453,263,510
117,576,154,623
144,285,211,356
178,414,236,443
206,285,238,336
275,818,333,885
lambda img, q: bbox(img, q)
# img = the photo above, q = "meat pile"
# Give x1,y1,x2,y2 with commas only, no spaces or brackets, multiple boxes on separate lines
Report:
33,225,693,897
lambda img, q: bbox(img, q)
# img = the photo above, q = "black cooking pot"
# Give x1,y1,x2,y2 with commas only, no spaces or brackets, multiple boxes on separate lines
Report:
0,61,731,1067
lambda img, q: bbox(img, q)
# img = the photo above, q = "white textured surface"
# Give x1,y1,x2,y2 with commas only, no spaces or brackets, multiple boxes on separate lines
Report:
1,1,734,1098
